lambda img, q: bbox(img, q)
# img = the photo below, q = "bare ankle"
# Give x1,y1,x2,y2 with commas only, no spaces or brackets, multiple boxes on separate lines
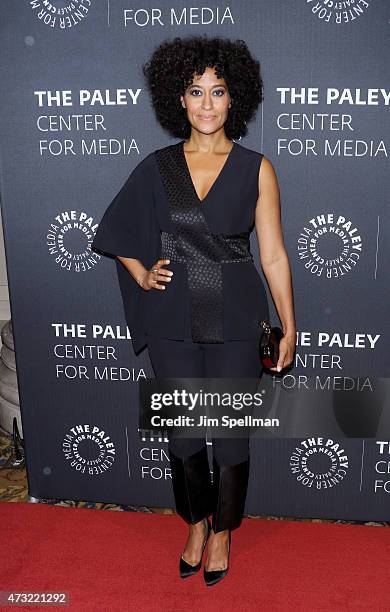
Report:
190,518,207,532
211,528,229,539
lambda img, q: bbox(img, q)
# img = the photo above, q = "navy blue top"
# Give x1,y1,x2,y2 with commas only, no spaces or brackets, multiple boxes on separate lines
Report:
91,140,269,355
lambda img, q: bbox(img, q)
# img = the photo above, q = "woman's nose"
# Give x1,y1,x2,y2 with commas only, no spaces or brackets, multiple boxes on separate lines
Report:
201,94,213,109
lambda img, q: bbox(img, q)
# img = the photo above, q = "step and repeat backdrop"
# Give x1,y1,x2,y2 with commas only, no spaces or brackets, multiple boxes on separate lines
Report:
0,0,389,520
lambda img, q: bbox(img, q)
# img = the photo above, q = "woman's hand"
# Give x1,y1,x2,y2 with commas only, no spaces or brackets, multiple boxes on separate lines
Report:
268,332,296,373
138,259,173,290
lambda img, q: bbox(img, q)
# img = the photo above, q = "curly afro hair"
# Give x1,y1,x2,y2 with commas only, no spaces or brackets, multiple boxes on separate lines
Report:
142,35,263,141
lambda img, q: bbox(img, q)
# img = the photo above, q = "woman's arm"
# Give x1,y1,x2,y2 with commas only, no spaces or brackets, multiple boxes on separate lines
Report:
255,156,296,371
116,256,172,291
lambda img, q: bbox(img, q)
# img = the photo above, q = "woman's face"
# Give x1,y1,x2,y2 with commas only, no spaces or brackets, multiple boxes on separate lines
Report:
180,66,231,136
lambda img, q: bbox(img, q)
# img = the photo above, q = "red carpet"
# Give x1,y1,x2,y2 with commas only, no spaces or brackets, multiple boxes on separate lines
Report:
0,502,389,611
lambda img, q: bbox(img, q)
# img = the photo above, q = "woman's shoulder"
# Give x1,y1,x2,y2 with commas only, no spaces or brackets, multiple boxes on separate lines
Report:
123,149,161,185
131,150,157,173
234,140,263,160
234,142,276,181
153,140,183,155
130,141,182,172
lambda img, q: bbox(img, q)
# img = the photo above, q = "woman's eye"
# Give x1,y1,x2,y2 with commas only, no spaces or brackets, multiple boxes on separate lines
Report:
189,89,225,96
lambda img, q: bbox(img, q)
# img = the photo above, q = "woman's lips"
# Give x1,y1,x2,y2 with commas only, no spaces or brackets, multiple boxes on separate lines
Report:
198,115,216,121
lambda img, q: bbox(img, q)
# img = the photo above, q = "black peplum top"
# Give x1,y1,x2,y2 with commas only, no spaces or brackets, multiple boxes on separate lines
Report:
91,139,269,356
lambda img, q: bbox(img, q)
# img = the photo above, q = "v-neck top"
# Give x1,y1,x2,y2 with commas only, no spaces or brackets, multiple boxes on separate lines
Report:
91,139,270,355
181,140,236,204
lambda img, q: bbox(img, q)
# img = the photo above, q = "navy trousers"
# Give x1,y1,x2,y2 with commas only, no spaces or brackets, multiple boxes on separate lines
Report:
147,335,262,465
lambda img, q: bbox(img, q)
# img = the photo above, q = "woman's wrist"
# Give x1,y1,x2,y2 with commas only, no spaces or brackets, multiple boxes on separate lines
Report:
282,327,296,339
137,270,148,288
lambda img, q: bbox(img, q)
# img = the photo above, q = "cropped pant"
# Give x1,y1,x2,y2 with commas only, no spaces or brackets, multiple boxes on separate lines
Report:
147,334,262,532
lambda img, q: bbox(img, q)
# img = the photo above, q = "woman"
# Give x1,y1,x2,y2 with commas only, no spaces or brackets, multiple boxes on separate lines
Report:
92,35,296,586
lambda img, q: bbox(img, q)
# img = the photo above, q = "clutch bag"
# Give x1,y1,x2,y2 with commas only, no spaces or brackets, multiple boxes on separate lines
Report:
259,319,284,369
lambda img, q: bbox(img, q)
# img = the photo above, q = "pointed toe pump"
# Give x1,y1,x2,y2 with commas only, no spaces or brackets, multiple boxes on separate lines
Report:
180,517,212,578
202,456,248,585
203,530,231,587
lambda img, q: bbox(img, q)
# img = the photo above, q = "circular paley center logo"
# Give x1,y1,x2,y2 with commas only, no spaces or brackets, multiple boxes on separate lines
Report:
47,210,100,272
297,212,363,279
29,0,93,30
303,0,371,25
290,437,349,490
62,424,116,476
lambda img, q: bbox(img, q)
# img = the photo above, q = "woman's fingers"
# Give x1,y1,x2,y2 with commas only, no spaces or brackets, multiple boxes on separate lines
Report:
150,259,173,290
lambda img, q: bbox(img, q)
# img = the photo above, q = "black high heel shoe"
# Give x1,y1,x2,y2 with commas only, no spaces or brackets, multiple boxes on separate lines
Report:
203,530,231,587
180,517,212,579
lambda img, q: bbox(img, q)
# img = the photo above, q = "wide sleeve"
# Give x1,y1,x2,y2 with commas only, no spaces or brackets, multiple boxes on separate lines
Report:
91,153,154,261
91,153,161,357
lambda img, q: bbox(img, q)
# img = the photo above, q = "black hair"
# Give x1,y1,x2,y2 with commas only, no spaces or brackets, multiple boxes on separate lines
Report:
142,35,263,140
